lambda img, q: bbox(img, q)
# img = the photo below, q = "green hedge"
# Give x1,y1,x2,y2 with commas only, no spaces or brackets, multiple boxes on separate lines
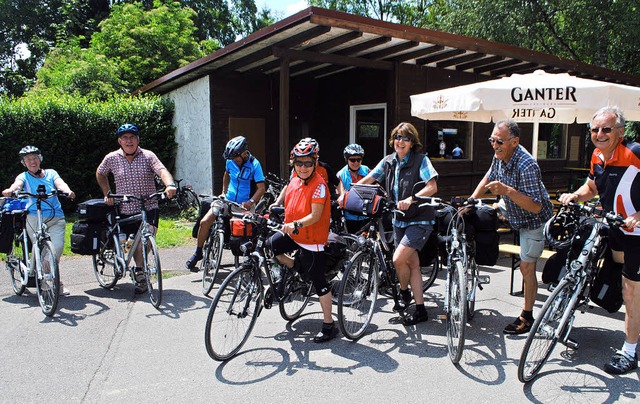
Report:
0,94,175,211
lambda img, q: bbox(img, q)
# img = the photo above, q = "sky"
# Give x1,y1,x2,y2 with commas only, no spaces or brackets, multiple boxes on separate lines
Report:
258,0,309,18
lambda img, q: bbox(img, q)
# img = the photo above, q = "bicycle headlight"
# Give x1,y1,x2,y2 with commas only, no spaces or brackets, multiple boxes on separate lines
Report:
357,234,367,247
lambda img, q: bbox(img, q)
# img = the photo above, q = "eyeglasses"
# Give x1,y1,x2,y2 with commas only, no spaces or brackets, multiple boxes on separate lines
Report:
590,126,621,134
394,134,411,142
348,158,362,163
488,137,514,146
293,160,315,168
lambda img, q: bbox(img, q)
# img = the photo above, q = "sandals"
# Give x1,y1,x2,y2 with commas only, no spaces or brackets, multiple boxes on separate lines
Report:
186,253,203,272
313,322,339,343
503,316,532,335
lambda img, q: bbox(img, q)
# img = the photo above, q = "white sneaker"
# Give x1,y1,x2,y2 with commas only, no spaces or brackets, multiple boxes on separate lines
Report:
59,283,71,296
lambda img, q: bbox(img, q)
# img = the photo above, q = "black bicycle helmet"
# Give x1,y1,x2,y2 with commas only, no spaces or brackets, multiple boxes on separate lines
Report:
544,209,577,249
117,123,139,137
291,138,319,159
223,136,248,159
343,143,365,159
19,145,43,162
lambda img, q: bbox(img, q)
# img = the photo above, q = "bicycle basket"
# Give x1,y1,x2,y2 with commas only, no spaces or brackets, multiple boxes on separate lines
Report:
342,184,385,217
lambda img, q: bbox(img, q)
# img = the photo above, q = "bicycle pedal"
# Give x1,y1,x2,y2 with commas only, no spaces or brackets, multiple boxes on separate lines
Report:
477,275,490,285
437,314,447,320
562,338,579,350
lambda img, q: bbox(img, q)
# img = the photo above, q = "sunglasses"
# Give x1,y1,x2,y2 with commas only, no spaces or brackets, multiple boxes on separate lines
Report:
394,134,411,142
294,160,315,168
488,137,514,146
590,126,620,134
348,158,362,163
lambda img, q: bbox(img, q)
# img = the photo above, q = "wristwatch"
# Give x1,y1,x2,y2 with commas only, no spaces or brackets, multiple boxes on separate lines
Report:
167,183,177,188
249,198,255,204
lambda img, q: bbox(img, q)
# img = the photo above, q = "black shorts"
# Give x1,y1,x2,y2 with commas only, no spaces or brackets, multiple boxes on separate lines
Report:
267,231,330,296
119,208,160,237
609,227,640,281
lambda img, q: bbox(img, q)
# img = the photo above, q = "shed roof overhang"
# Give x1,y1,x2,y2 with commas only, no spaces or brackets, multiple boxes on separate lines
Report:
138,7,640,95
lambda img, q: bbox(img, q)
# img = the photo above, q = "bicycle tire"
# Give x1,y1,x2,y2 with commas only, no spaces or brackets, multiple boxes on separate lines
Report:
202,230,225,296
447,258,467,364
279,267,313,321
36,241,60,317
143,235,162,308
183,188,200,211
518,279,575,383
255,193,274,215
466,260,478,320
92,234,119,289
337,250,379,340
7,236,27,296
421,255,440,293
205,265,262,361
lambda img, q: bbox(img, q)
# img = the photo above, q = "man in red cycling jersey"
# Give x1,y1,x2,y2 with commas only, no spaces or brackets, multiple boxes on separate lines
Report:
560,106,640,375
267,138,336,342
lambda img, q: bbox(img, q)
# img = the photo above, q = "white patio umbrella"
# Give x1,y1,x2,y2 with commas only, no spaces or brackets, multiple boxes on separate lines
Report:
410,70,640,158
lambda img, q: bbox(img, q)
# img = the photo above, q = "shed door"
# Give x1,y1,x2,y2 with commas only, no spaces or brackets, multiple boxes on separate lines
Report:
229,117,266,167
350,104,387,166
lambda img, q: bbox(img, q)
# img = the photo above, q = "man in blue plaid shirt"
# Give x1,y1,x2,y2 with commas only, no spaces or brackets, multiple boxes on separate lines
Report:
471,119,553,335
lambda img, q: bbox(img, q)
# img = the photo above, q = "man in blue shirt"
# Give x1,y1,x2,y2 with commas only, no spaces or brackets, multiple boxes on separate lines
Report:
471,120,553,335
186,136,265,271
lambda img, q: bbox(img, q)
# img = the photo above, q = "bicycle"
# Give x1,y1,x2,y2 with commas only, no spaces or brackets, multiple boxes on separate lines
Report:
336,197,440,340
424,196,496,364
204,209,315,361
518,202,624,383
91,191,167,309
172,178,200,213
200,196,243,297
5,186,69,316
255,172,287,215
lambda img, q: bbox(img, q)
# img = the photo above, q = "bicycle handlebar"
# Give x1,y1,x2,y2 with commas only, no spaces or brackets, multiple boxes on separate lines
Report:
106,191,167,203
562,201,625,227
16,189,69,200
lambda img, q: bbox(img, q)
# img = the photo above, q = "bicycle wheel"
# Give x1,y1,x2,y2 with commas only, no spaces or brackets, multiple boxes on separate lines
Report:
205,265,263,361
279,267,313,321
182,188,200,210
466,260,478,320
36,241,60,317
446,258,467,364
518,279,575,383
337,250,379,340
143,235,162,308
92,234,119,289
6,236,27,296
202,230,225,296
421,255,440,292
254,193,274,215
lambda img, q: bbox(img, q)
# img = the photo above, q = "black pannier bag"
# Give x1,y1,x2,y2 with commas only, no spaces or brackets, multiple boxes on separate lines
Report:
229,218,254,256
70,221,104,255
0,211,19,254
77,199,113,223
468,205,499,266
541,248,569,285
342,184,385,218
590,247,624,313
192,197,212,238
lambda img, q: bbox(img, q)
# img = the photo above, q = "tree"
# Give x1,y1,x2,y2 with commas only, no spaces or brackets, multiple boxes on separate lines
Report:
90,1,213,91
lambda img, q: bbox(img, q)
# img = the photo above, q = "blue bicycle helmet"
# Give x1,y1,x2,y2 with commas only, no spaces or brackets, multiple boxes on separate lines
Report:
343,143,365,159
19,145,43,163
223,136,248,159
117,123,139,137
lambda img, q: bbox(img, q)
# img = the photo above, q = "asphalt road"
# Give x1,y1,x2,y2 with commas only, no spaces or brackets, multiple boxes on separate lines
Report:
0,243,638,403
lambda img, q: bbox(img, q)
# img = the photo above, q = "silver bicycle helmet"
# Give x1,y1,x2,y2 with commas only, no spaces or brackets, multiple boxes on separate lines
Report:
343,143,365,159
19,145,43,162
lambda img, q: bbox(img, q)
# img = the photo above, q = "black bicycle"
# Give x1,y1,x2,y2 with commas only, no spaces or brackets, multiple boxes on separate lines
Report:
255,172,287,215
204,209,313,361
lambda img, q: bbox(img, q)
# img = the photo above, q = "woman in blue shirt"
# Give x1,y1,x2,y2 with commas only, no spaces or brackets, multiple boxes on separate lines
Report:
336,144,370,234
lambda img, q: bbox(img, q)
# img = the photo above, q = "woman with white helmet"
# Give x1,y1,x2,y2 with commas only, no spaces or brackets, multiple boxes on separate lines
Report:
336,143,370,233
2,146,75,295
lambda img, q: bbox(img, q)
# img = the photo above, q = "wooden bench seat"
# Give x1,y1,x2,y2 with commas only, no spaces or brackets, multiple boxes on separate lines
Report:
499,243,555,296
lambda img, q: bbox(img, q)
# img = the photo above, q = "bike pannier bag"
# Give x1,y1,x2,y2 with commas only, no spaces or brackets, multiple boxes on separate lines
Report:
229,235,253,256
0,200,27,254
230,218,253,237
541,248,569,285
324,232,348,282
192,197,212,238
77,199,113,223
0,212,15,254
70,221,103,255
342,184,385,217
590,248,623,313
419,231,439,267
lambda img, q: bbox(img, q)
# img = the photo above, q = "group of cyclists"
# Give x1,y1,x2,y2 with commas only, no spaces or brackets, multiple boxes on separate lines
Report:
3,105,640,375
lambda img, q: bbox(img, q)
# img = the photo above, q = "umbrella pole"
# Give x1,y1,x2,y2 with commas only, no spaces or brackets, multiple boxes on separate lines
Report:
532,120,540,160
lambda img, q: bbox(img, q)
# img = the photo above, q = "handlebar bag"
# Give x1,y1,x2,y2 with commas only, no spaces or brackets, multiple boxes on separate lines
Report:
343,184,385,217
230,218,253,237
77,199,113,223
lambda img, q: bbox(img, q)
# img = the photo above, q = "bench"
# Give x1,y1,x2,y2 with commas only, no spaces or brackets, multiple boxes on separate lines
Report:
499,243,555,296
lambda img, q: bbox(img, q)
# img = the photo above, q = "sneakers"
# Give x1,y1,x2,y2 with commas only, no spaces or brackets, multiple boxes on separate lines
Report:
59,283,71,296
393,289,412,312
313,322,339,343
186,253,203,273
134,268,147,294
402,309,428,326
604,351,638,375
503,316,532,335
